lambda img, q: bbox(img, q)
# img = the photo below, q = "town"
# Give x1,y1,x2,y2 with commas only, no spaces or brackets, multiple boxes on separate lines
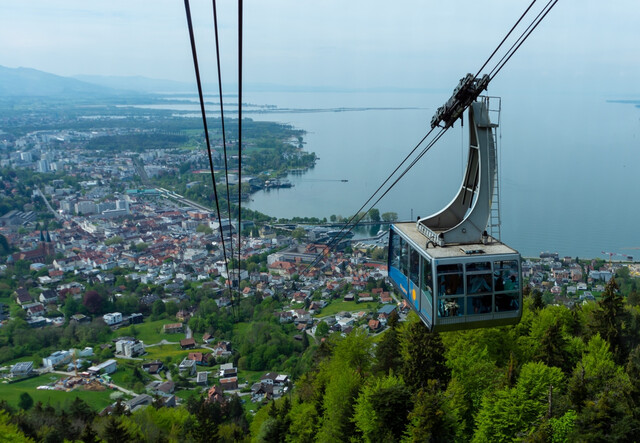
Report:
0,124,639,441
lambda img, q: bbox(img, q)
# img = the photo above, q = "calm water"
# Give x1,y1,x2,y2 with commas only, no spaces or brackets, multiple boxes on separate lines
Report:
156,91,640,258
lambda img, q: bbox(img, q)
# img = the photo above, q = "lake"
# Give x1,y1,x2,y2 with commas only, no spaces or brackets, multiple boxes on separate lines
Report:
154,90,640,259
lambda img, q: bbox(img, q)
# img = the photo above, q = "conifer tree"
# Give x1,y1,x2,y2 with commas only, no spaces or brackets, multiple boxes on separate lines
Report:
590,278,627,363
400,316,450,389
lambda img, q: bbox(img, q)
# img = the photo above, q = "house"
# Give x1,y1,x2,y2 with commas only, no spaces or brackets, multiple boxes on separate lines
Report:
163,323,183,334
103,312,123,326
142,360,164,374
275,311,294,324
26,303,46,317
218,363,237,377
70,313,90,324
147,380,175,396
220,376,238,391
15,288,33,306
197,372,209,386
251,382,274,401
125,394,154,412
39,289,59,304
292,309,311,324
260,373,279,385
178,358,196,376
180,338,196,350
380,292,393,303
176,310,191,322
129,313,144,324
213,341,232,357
368,319,381,331
187,352,209,365
202,333,214,344
11,361,33,378
207,385,225,404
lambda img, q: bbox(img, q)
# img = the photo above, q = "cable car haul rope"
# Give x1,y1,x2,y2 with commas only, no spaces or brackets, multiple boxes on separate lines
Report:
182,0,559,330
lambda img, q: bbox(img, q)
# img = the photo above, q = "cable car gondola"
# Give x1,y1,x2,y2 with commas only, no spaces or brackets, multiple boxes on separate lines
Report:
388,85,522,332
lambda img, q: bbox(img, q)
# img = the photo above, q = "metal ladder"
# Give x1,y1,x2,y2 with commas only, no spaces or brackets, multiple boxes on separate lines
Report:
487,98,502,242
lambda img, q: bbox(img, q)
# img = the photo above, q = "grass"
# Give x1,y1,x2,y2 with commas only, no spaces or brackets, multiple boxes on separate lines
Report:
117,318,187,345
0,374,115,411
313,300,379,318
109,360,155,393
142,345,210,363
174,389,202,402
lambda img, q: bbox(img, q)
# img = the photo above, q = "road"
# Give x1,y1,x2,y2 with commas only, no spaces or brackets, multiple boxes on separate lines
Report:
34,187,61,220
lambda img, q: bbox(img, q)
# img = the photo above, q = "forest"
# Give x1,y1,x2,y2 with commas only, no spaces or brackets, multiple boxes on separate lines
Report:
1,276,640,442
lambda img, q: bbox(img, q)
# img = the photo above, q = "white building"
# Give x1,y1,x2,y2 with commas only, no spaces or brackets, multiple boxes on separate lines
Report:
88,359,117,375
115,339,145,357
75,200,97,215
103,312,123,326
43,350,72,368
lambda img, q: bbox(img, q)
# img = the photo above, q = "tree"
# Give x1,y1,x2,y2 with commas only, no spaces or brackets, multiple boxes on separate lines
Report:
315,321,329,338
400,315,450,389
589,278,627,363
404,380,456,443
534,320,570,373
473,362,564,442
151,299,165,318
63,296,80,320
291,227,306,240
381,212,398,222
102,415,133,443
353,374,412,442
373,327,402,376
18,392,33,411
196,224,213,235
368,208,380,223
82,290,104,315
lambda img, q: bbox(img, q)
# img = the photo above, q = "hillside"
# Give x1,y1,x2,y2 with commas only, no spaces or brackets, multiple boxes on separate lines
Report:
0,65,132,98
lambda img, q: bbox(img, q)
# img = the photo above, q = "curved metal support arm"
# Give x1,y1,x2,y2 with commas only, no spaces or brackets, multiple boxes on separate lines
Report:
418,99,497,246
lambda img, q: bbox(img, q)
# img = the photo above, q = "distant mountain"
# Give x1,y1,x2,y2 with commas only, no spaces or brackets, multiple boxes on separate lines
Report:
74,74,197,94
0,65,128,98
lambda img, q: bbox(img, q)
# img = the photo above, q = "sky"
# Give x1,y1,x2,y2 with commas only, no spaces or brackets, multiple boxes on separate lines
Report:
1,0,639,96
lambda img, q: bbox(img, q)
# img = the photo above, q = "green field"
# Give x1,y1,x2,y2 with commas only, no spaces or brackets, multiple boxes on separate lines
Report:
117,319,187,345
313,300,379,318
0,374,115,411
142,345,210,363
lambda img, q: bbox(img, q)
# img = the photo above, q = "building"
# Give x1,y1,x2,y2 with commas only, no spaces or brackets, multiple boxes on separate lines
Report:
197,372,209,386
115,339,145,358
124,394,154,412
103,312,123,326
180,338,196,349
43,350,72,368
11,362,34,378
88,359,117,375
178,358,196,376
163,323,183,334
220,376,238,391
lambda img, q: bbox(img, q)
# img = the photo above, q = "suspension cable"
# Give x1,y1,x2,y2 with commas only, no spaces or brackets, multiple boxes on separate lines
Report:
474,0,538,78
489,0,559,80
183,0,233,296
313,126,437,254
236,0,243,296
301,0,560,272
212,0,234,258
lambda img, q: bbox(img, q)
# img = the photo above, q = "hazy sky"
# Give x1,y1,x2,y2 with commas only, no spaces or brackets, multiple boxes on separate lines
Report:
1,1,639,95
